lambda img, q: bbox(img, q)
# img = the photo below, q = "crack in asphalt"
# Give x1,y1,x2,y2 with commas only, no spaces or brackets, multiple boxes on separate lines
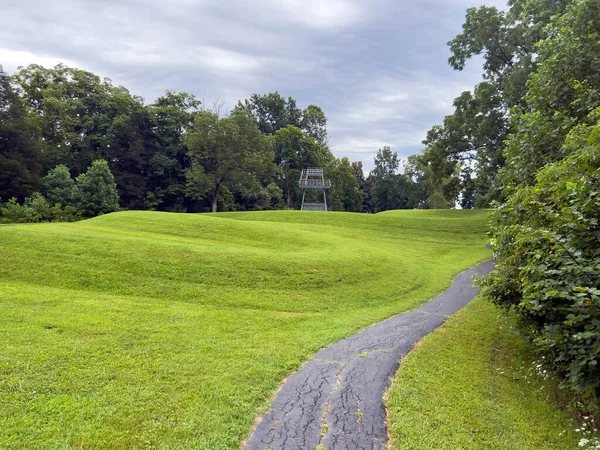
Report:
243,260,495,450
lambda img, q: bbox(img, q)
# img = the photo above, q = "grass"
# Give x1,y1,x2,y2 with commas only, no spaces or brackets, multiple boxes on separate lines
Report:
386,296,581,450
0,209,490,449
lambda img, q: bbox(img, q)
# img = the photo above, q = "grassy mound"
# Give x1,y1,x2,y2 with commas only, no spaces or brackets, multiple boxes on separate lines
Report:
0,209,489,449
386,297,580,450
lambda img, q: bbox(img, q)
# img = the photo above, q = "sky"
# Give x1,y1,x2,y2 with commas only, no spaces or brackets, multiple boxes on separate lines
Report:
1,0,506,171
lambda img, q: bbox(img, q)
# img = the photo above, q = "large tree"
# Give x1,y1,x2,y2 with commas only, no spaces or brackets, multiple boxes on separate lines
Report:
271,125,332,208
238,92,329,145
416,0,570,208
12,64,156,209
146,91,200,211
42,164,76,207
370,146,420,212
185,109,274,212
328,157,363,212
237,92,302,135
0,65,41,202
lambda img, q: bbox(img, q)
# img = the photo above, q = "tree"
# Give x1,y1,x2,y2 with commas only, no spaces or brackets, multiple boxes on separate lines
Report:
412,82,505,208
0,65,41,201
370,147,420,212
300,105,328,146
448,1,568,107
42,165,75,206
371,146,399,178
237,92,302,135
328,157,363,212
146,91,200,211
271,125,332,208
405,147,459,209
75,159,120,218
264,182,285,210
502,0,600,190
352,161,373,213
415,0,571,208
185,109,274,213
12,64,157,209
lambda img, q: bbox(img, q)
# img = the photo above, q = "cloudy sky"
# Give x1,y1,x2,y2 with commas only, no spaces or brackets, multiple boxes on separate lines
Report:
1,0,506,171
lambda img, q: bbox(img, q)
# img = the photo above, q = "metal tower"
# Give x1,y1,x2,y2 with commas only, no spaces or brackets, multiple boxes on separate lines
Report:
299,167,331,211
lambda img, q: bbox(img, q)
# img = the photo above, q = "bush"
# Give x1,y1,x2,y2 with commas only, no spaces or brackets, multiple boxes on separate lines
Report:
75,160,120,218
42,165,76,207
0,193,80,224
0,198,37,223
482,115,600,397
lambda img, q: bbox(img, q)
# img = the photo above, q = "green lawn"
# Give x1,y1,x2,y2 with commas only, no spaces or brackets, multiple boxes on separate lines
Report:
0,209,490,449
386,296,580,450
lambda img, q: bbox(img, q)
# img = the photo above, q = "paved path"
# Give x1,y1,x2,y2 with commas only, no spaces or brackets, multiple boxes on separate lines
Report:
243,260,495,450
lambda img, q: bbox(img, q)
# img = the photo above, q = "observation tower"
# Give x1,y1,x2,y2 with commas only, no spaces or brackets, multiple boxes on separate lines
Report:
299,167,331,211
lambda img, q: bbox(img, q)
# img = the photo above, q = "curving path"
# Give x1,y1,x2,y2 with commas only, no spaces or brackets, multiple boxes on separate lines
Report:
243,260,495,450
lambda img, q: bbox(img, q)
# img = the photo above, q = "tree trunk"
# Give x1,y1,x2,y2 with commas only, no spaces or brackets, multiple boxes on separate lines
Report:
212,183,221,213
286,181,292,207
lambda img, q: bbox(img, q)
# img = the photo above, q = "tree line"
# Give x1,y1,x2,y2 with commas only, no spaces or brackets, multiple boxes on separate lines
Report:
1,64,433,222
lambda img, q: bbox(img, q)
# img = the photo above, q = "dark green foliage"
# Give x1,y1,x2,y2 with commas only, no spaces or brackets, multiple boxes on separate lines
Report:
406,143,460,209
483,0,600,399
370,147,422,212
328,157,363,212
0,193,78,223
417,0,570,208
270,125,332,208
0,65,41,202
12,64,155,209
264,182,285,210
75,160,120,218
237,92,302,135
185,109,274,212
42,164,76,206
482,116,600,396
3,62,406,215
502,0,600,190
352,161,374,213
146,91,199,211
300,104,328,146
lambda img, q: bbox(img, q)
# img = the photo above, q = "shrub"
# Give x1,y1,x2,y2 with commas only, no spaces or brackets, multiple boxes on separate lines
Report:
482,115,600,397
75,160,120,218
0,198,37,223
24,192,52,221
0,193,80,224
42,165,76,207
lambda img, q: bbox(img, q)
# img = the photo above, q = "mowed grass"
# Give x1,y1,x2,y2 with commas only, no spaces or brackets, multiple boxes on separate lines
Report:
386,297,580,450
0,209,490,449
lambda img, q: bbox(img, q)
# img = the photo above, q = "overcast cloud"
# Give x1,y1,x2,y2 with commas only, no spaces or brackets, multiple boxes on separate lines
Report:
0,0,506,171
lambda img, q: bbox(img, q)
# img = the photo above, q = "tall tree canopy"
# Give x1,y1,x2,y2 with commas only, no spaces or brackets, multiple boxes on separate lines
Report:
237,92,302,135
415,0,571,208
185,109,274,212
370,146,421,212
270,125,332,208
0,65,41,202
12,64,156,209
146,91,200,211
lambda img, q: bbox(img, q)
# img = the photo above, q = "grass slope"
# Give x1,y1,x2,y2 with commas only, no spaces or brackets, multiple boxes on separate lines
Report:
386,297,579,450
0,209,489,449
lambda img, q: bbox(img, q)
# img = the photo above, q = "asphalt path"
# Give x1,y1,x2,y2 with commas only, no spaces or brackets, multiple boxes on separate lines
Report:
243,260,495,450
